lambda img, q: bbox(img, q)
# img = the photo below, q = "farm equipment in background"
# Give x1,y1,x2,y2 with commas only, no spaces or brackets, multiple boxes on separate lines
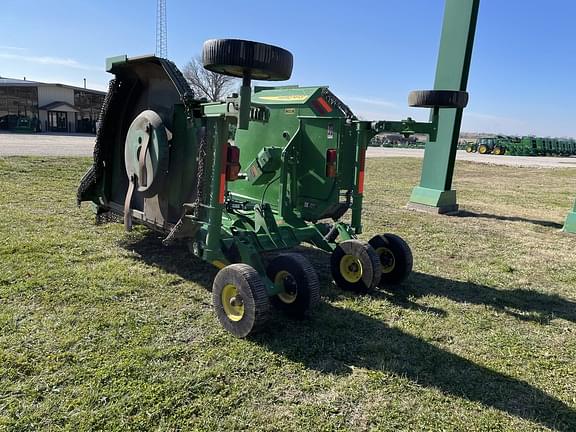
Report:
370,134,425,148
465,136,509,155
465,135,576,157
77,39,469,337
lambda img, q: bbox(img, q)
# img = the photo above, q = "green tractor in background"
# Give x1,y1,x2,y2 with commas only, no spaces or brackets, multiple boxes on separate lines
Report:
465,136,509,155
77,39,468,337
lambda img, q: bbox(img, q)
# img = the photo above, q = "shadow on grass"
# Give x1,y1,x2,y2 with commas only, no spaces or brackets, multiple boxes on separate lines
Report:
456,210,564,229
118,233,576,430
379,272,576,325
118,233,217,290
257,304,576,431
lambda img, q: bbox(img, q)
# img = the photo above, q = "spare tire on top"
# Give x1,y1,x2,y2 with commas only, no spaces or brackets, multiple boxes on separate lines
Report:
202,39,293,81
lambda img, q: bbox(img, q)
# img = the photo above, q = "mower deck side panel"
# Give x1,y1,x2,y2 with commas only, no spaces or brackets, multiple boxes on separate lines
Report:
80,57,194,228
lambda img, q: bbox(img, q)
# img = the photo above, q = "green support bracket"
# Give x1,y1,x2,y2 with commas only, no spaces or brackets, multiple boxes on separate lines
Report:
408,0,480,214
563,200,576,234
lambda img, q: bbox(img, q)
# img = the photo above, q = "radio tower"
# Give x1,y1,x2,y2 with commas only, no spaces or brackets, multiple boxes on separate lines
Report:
156,0,167,58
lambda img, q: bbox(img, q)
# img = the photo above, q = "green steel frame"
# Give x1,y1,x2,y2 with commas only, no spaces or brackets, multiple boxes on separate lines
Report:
565,203,576,234
198,92,441,293
408,0,480,214
404,0,576,232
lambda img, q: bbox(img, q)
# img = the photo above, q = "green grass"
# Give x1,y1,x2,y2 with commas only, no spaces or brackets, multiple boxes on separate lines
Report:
1,156,575,431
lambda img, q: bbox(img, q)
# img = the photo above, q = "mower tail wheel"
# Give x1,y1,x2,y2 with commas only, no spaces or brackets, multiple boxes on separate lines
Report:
408,90,469,109
212,264,271,338
267,253,320,316
330,240,381,293
202,39,293,81
369,234,413,286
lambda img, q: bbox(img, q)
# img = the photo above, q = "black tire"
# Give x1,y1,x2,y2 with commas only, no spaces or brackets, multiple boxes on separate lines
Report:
330,240,381,293
478,144,490,154
267,253,320,316
408,90,469,109
465,145,474,153
369,234,413,286
212,264,271,338
202,39,293,81
500,147,507,155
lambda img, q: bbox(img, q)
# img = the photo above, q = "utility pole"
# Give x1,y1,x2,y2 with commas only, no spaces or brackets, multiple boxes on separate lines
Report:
156,0,167,58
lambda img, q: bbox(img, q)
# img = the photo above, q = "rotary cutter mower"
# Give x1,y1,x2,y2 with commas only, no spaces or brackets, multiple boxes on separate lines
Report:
78,39,468,337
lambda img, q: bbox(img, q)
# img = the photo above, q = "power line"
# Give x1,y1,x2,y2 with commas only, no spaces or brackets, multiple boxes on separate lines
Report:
156,0,167,58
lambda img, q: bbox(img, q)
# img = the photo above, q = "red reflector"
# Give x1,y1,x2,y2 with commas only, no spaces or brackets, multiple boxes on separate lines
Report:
358,171,365,194
326,149,337,163
227,145,240,163
218,142,228,204
357,148,366,194
359,148,366,171
326,149,337,177
226,144,241,181
317,97,333,113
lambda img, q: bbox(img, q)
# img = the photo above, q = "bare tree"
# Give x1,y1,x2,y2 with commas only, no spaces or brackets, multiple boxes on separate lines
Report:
182,56,239,102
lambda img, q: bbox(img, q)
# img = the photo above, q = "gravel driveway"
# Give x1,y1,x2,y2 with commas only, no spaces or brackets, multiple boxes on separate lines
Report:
2,132,576,169
0,132,95,157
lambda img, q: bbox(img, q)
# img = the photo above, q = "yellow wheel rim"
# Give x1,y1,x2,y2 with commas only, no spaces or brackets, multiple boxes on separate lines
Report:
339,254,363,283
376,247,396,274
221,284,244,322
275,270,297,304
479,145,487,154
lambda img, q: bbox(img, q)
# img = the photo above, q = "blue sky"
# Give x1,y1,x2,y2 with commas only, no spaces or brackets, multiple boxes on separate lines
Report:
1,0,575,137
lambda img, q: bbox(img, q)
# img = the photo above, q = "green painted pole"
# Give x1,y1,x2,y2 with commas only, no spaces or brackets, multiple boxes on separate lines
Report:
408,0,480,214
563,200,576,234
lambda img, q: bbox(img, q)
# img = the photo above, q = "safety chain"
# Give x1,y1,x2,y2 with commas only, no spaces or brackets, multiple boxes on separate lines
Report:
158,58,196,118
76,78,121,204
194,128,209,218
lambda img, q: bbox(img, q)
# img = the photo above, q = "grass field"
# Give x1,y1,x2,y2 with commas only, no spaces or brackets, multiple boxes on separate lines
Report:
1,156,575,431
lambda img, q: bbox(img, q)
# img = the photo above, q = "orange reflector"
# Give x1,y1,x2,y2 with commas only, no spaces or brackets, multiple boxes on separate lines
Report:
218,173,226,204
218,142,228,204
326,164,337,178
358,148,366,194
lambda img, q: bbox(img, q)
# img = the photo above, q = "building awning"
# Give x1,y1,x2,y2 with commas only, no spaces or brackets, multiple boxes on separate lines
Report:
38,101,79,113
